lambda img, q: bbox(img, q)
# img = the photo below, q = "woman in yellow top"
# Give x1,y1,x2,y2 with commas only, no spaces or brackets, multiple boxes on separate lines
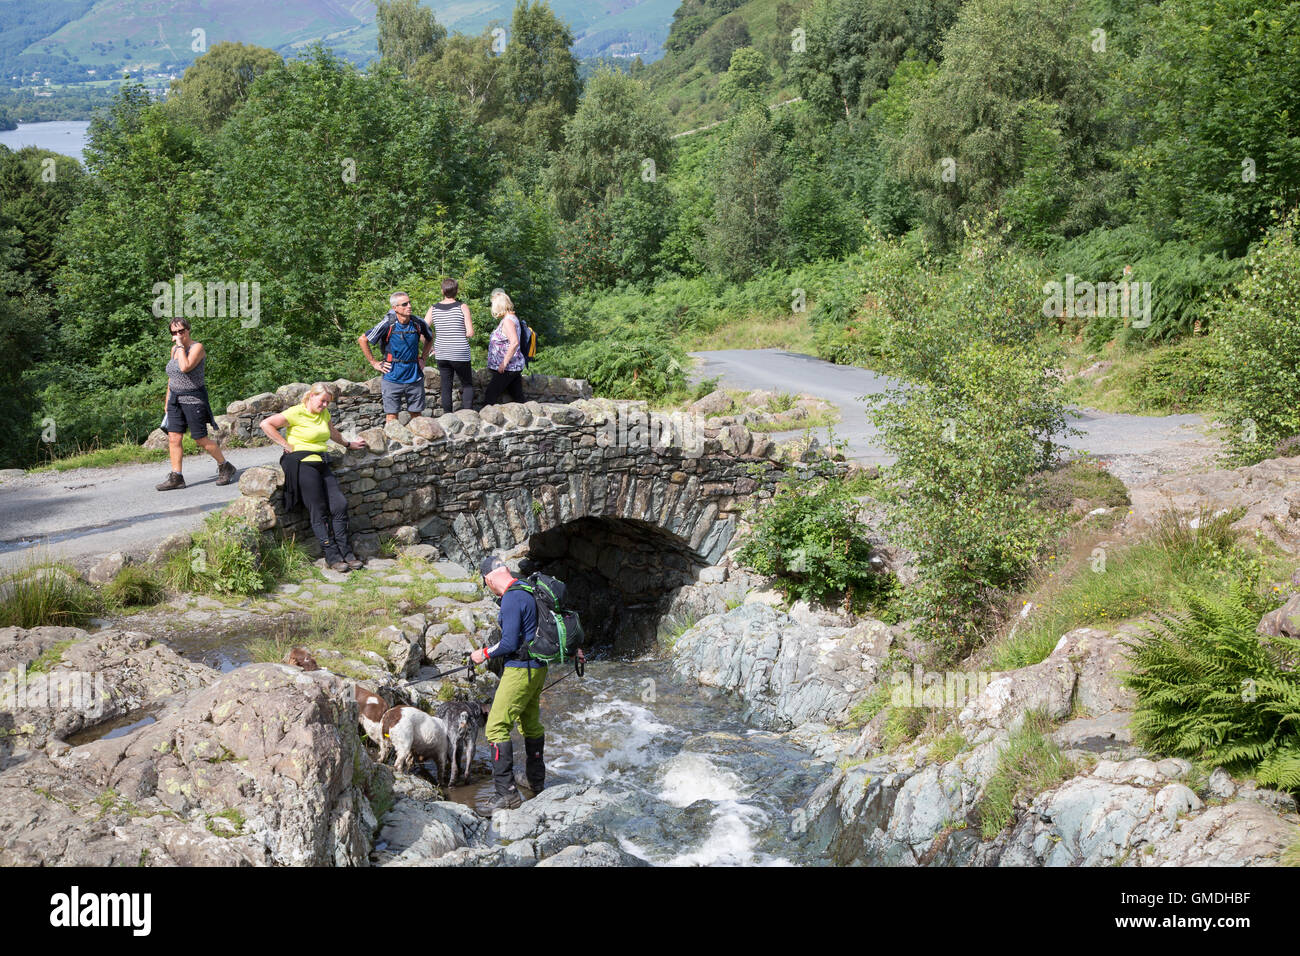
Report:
260,382,367,573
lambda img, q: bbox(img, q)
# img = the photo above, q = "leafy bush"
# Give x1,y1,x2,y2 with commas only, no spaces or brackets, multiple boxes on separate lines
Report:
164,513,266,595
736,477,883,604
1100,337,1222,414
868,340,1070,659
1124,581,1300,791
1213,208,1300,463
532,338,688,401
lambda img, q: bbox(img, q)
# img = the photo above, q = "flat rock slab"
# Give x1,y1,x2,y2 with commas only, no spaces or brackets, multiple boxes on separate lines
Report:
431,562,474,581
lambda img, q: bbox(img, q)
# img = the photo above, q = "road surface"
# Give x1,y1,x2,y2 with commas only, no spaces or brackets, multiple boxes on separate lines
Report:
0,446,282,572
690,349,1218,485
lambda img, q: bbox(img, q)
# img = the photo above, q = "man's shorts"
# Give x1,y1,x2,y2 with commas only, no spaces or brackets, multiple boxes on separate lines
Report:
164,396,211,440
380,378,426,415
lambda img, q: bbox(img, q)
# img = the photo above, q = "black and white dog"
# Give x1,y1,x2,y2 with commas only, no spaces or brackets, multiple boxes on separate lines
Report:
434,700,490,786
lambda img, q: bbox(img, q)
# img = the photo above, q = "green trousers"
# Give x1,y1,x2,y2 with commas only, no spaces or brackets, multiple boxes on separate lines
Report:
485,664,547,743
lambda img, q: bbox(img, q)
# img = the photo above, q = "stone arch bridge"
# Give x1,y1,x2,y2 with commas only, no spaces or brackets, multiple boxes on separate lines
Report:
228,395,828,651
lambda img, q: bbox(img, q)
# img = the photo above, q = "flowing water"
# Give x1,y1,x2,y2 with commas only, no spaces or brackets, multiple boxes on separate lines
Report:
444,658,832,866
148,621,832,865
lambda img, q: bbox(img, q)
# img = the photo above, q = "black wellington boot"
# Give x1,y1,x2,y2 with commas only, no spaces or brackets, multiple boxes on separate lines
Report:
523,735,545,794
487,739,522,816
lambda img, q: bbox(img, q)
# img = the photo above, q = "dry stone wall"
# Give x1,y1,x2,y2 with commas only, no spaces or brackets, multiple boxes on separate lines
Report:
228,396,832,568
145,370,591,449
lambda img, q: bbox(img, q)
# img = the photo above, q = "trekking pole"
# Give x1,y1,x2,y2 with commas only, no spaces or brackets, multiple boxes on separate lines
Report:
398,653,479,688
541,655,585,694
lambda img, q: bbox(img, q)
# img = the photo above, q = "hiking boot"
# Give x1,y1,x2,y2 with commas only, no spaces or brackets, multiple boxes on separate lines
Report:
487,740,522,816
523,735,545,794
344,553,364,571
327,560,351,574
215,460,237,486
155,472,185,491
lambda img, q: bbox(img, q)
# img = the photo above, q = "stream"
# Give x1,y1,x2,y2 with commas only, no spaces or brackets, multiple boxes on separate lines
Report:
443,658,831,866
124,622,833,866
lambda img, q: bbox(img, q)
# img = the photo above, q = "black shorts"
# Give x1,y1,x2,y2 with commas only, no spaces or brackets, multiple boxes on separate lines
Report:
165,395,212,440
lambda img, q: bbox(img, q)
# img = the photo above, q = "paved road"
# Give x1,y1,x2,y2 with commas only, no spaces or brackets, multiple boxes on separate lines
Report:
0,446,282,572
690,349,1218,485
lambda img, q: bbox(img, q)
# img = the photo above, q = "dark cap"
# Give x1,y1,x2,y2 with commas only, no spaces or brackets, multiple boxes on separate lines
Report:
479,554,507,578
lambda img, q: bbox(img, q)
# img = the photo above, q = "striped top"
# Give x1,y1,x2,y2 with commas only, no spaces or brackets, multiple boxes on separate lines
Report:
430,300,472,362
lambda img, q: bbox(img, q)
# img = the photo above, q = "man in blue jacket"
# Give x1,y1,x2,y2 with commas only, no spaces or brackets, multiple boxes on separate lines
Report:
470,554,546,814
357,291,433,423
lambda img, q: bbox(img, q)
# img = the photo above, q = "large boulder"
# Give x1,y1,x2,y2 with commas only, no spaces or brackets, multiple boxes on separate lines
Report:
688,389,733,418
238,466,283,499
85,552,129,586
0,663,375,866
956,626,1135,732
1,628,218,761
671,603,891,730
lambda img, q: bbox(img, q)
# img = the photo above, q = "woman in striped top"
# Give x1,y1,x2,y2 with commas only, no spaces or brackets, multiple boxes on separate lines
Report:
426,278,474,413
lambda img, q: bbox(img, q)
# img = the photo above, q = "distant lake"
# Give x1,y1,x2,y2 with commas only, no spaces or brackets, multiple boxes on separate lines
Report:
0,121,91,163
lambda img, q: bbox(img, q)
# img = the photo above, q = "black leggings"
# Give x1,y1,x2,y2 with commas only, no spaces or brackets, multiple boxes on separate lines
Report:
298,462,351,561
483,368,525,406
437,359,473,412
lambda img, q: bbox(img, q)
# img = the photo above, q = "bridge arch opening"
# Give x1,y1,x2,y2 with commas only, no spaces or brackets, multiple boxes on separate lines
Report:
518,516,708,657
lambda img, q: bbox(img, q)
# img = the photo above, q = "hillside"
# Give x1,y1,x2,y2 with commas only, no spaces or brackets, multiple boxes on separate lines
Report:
638,0,804,133
0,0,677,84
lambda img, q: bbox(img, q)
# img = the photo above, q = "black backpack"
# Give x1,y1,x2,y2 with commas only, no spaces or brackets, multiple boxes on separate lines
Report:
506,573,583,664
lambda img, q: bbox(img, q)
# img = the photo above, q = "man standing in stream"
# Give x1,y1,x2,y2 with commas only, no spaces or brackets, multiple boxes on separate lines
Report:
470,554,584,815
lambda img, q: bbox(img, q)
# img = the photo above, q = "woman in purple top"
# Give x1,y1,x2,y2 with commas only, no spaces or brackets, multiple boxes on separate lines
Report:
482,289,526,406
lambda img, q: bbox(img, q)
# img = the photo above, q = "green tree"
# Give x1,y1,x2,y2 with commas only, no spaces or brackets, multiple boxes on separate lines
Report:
780,169,859,263
501,1,581,153
375,0,447,75
707,109,785,280
868,338,1069,658
546,67,673,220
0,146,86,292
165,42,283,131
704,106,787,280
704,14,751,71
1118,0,1300,256
409,29,506,128
1212,208,1300,463
895,0,1119,248
0,223,47,468
790,0,958,123
718,47,769,106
